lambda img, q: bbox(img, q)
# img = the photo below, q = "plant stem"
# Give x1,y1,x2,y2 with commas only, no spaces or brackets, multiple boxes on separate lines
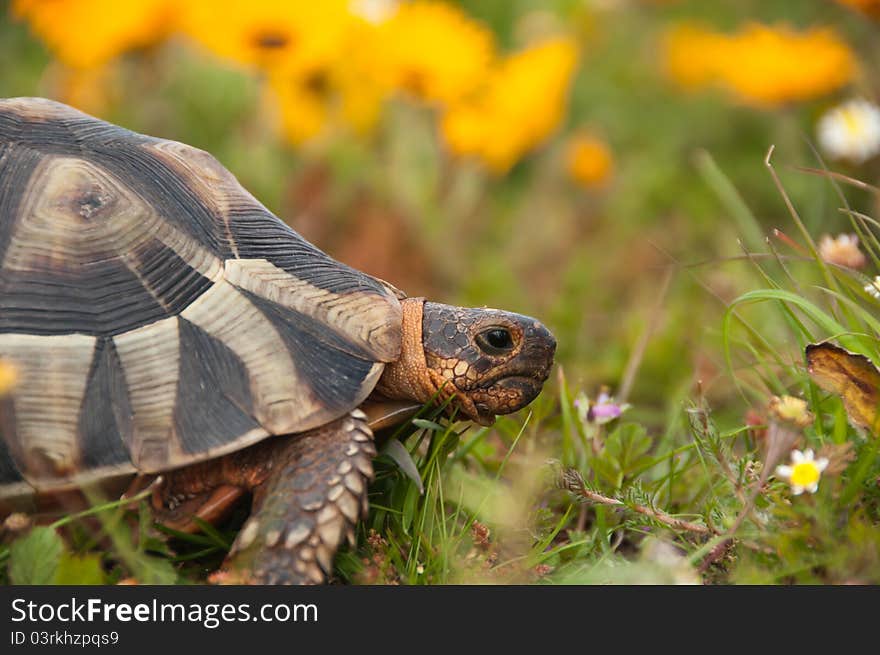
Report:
560,467,713,535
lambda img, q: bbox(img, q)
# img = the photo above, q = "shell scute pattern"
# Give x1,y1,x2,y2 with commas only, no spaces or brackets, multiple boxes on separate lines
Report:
0,98,402,496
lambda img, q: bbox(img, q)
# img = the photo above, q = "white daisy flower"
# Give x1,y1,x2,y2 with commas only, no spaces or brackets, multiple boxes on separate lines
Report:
775,448,829,495
817,98,880,164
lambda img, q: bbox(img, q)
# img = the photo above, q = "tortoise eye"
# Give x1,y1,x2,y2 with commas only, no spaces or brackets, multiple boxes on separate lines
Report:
476,328,515,355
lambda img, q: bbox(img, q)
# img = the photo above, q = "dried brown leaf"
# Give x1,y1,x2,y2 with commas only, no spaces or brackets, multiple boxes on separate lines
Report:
806,342,880,435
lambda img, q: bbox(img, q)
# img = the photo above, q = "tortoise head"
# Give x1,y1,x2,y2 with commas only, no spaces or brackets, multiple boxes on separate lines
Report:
376,299,556,426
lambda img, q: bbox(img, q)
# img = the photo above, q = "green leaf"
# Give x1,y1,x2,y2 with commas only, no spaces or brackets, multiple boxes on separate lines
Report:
401,484,419,535
412,418,446,432
191,516,233,549
589,452,622,489
434,431,460,463
54,553,106,585
9,527,64,584
130,555,179,585
382,439,425,494
722,288,863,370
606,423,653,476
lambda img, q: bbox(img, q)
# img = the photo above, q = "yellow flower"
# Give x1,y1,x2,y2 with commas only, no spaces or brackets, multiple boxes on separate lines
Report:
775,449,829,495
266,68,334,145
566,134,614,188
179,0,354,73
442,37,579,173
722,23,856,107
371,1,494,105
662,23,729,89
12,0,174,69
0,360,18,396
180,1,387,145
663,22,857,107
334,20,389,135
266,20,388,145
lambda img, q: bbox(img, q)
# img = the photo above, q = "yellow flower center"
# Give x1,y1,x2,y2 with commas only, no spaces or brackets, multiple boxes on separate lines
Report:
839,107,863,137
252,29,294,51
790,461,821,487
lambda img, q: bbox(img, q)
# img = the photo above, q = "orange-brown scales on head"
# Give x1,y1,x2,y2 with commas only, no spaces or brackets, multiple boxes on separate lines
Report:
376,300,554,425
0,97,556,584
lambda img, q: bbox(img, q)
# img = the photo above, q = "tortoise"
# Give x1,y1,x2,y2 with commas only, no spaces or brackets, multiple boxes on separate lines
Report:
0,97,556,584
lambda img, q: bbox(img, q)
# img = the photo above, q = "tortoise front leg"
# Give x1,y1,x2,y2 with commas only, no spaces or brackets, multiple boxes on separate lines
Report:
222,410,375,584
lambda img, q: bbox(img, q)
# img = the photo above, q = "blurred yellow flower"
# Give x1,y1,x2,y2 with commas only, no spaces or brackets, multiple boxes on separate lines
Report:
266,20,388,145
267,68,334,145
442,37,579,173
836,0,880,18
13,0,174,69
337,66,387,135
664,22,857,107
0,360,18,396
722,24,856,107
371,1,494,105
267,70,384,146
565,134,614,187
181,0,388,145
180,0,354,73
663,23,728,89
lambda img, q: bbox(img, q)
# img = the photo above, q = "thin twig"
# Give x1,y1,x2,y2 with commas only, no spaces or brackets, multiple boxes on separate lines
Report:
795,166,880,194
559,467,713,535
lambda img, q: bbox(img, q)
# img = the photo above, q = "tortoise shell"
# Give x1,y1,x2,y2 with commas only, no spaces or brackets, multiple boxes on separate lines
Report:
0,97,402,499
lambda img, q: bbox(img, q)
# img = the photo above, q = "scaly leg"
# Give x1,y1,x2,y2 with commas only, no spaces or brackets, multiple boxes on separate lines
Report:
221,410,375,584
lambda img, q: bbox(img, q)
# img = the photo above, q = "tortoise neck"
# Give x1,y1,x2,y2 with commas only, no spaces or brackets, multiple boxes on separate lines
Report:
375,297,438,404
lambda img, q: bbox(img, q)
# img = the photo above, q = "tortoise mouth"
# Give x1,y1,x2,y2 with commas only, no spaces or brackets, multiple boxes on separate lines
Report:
471,405,497,426
477,373,541,393
495,374,546,405
465,374,548,425
465,351,554,423
476,364,553,392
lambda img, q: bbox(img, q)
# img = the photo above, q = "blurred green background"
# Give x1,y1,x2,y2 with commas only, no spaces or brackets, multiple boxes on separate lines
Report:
3,0,880,584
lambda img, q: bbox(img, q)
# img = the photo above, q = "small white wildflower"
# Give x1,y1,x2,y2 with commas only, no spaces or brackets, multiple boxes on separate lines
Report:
864,275,880,299
817,98,880,164
775,448,829,495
